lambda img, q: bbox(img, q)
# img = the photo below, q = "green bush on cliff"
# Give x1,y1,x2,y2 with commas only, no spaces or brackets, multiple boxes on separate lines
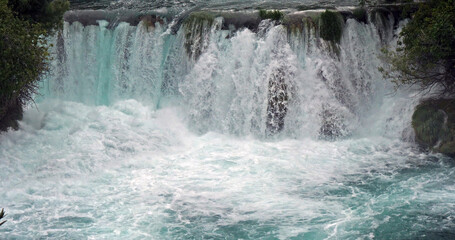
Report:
319,10,344,43
380,0,455,96
0,208,5,226
352,7,367,23
0,0,68,132
8,0,69,33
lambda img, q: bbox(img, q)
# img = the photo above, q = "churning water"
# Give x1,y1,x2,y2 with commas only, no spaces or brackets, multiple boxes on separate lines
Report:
1,5,455,239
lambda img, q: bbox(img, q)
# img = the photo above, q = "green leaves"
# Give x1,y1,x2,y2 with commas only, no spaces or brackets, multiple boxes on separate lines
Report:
0,208,6,226
1,0,67,129
8,0,70,33
381,0,455,96
319,10,344,43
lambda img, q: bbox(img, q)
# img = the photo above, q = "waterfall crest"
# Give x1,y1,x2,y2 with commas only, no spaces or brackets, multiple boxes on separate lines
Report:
42,9,418,139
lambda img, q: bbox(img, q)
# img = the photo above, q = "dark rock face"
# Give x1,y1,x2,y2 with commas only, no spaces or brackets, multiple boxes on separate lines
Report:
0,98,23,132
64,10,168,28
412,99,455,157
266,68,289,135
220,12,261,32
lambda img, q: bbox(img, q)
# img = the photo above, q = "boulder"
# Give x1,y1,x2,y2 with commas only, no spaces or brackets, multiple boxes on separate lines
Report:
412,99,455,157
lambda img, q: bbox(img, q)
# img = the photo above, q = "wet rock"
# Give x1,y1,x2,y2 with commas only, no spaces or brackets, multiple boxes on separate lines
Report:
0,98,23,132
318,106,345,140
266,68,289,135
220,11,261,31
140,15,165,30
412,99,455,157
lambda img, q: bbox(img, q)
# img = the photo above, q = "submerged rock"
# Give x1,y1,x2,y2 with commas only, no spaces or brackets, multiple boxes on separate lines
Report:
266,68,289,135
412,99,455,157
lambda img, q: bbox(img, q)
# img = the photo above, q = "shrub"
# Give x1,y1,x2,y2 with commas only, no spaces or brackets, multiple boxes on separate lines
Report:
0,0,68,132
8,0,69,33
380,0,455,96
353,7,367,23
0,208,5,226
319,10,344,43
0,0,48,127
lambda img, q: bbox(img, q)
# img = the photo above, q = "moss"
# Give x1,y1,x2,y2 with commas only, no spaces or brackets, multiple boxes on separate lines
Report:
438,141,455,157
412,104,446,146
352,7,368,24
283,15,303,34
184,12,215,25
259,9,283,21
412,99,455,157
183,12,215,60
319,10,344,43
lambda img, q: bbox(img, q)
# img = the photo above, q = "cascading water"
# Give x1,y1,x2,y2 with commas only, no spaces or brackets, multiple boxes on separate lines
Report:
1,5,455,239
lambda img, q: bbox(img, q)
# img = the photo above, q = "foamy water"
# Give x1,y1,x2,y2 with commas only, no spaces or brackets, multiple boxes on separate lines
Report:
1,7,455,239
1,100,454,239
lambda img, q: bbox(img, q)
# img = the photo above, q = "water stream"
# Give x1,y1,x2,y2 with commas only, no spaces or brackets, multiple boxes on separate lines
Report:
1,5,454,239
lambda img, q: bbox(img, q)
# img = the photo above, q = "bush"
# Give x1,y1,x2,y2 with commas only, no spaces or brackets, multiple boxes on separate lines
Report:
353,7,367,23
319,10,344,43
8,0,69,33
0,0,48,126
0,208,5,226
259,9,283,21
380,0,455,96
0,0,68,132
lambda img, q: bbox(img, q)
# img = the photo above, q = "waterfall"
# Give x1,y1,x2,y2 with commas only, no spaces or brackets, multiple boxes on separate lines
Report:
42,9,417,139
3,6,455,240
42,8,422,140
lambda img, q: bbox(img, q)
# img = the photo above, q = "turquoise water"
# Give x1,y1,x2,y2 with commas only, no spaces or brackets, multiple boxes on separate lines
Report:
1,100,454,239
1,7,455,239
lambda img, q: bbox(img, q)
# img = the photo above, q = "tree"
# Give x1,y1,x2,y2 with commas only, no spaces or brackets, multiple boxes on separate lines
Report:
8,0,69,33
380,0,455,96
0,0,68,131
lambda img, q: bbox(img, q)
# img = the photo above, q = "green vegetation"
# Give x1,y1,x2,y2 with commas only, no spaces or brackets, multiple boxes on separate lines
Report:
352,7,367,23
0,0,68,132
319,10,344,43
259,9,283,21
377,0,455,157
184,11,215,25
412,99,455,157
0,208,5,226
380,0,455,96
8,0,69,32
